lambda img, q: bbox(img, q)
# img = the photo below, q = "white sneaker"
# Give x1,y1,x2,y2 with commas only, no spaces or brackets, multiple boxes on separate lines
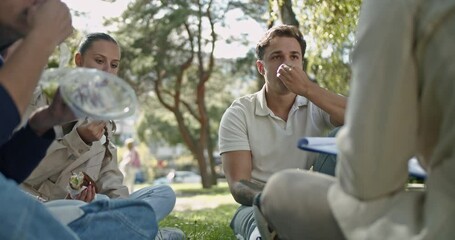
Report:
249,227,261,240
155,227,186,240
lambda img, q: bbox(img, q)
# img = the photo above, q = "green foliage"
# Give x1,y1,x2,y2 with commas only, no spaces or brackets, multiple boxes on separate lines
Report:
110,0,252,149
227,0,270,24
136,104,183,146
134,60,241,147
110,1,202,146
47,30,84,69
101,0,361,164
233,0,361,95
108,0,247,187
295,0,362,95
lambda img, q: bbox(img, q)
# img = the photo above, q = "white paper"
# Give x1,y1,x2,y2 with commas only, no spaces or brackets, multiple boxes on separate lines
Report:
298,137,338,155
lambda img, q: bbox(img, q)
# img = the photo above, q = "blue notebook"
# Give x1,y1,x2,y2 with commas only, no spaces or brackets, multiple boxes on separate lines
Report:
298,137,426,179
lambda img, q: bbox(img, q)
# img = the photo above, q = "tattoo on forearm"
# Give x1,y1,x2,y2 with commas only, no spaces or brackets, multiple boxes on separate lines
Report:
240,179,264,191
232,180,265,206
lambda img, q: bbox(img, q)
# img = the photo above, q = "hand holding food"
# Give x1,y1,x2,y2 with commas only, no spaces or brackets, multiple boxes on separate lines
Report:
67,172,97,199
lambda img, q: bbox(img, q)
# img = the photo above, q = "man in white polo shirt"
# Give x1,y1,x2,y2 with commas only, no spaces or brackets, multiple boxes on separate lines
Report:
218,24,346,240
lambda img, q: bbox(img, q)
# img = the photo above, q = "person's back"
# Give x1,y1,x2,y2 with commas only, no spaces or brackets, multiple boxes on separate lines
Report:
329,1,455,238
415,0,455,171
411,1,455,237
0,1,159,239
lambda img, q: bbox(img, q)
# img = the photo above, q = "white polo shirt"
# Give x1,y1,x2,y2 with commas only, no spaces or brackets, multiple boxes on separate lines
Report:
219,86,334,183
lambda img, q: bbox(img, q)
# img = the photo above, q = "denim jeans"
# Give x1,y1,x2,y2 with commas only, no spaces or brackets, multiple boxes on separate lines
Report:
1,172,158,240
95,184,176,222
0,173,79,240
230,205,257,240
68,199,158,240
129,184,176,222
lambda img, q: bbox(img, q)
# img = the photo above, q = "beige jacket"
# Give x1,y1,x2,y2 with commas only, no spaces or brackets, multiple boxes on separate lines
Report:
21,119,129,201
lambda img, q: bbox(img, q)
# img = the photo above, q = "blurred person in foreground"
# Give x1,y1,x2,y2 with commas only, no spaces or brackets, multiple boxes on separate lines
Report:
0,0,158,239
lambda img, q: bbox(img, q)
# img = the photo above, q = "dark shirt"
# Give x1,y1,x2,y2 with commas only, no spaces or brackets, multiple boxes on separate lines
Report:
0,61,55,183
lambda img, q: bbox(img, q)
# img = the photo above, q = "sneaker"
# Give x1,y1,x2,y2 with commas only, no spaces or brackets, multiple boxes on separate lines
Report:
235,233,245,240
155,227,186,240
249,227,261,240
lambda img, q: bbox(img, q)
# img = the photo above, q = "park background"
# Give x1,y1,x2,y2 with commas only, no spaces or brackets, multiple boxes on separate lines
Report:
54,0,362,239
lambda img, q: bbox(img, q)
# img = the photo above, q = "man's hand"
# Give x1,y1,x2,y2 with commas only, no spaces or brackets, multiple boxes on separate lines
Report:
28,0,73,49
77,120,107,145
28,89,76,136
277,63,347,125
276,63,313,97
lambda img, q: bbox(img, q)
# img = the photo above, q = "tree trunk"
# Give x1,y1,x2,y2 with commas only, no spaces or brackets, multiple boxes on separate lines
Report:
276,0,299,27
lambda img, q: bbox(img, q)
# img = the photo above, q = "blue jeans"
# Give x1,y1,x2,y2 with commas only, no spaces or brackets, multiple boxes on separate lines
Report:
68,199,158,240
0,172,158,240
0,173,79,240
129,184,176,222
230,205,257,240
95,184,176,222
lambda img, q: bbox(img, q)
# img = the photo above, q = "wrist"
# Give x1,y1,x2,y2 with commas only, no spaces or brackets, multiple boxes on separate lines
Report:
25,30,58,57
28,107,55,136
299,80,316,98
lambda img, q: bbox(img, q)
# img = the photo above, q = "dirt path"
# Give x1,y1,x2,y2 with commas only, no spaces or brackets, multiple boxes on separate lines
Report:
174,194,237,211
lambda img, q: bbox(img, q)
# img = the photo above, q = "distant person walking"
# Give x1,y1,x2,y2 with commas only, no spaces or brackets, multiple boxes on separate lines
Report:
120,138,142,193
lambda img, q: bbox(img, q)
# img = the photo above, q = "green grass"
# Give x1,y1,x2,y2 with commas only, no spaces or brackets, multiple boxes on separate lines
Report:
160,204,238,240
154,182,239,240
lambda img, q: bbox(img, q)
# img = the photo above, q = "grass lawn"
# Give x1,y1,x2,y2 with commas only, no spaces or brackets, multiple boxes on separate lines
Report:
160,204,238,240
136,180,425,240
136,182,239,240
